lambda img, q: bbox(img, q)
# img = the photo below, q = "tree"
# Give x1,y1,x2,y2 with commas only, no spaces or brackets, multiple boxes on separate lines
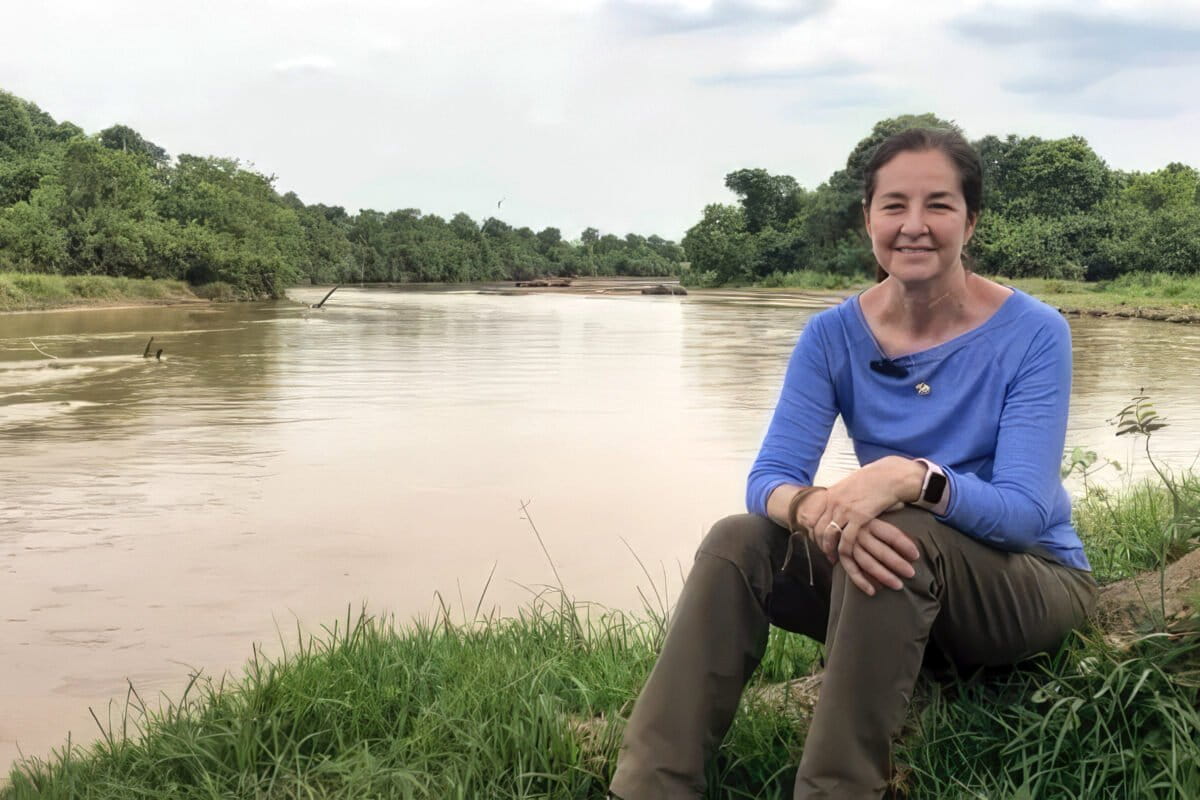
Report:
724,168,802,234
449,212,479,240
1123,163,1200,212
1006,137,1113,218
0,90,37,158
157,155,304,292
682,203,752,284
99,124,169,166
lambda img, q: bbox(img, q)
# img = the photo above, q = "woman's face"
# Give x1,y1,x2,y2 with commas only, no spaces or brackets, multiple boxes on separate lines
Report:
864,149,976,285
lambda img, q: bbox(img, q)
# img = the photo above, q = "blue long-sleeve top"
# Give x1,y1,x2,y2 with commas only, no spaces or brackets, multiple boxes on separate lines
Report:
746,288,1090,571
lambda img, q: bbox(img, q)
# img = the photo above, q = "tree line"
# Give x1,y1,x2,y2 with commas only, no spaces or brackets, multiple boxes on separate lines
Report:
683,113,1200,286
4,94,1198,297
0,89,685,298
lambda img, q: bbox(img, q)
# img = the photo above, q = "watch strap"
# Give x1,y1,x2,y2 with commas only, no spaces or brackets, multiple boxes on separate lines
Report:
912,459,948,511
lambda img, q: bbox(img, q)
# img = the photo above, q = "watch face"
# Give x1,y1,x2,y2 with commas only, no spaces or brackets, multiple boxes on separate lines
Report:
924,471,948,504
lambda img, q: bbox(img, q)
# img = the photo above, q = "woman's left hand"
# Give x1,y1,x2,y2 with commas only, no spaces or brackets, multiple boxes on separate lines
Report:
812,456,925,590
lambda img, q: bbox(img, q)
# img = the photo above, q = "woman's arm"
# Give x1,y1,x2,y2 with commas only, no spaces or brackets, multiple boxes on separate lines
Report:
934,314,1073,552
746,314,839,516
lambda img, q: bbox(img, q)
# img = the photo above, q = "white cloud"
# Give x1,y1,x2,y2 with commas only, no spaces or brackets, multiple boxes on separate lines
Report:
272,56,338,73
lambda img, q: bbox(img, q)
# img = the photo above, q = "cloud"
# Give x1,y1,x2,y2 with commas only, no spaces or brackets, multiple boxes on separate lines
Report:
605,0,832,35
952,7,1200,93
272,55,338,74
696,58,868,86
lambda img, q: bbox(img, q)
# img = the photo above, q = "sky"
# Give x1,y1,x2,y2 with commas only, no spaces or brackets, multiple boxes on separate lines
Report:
3,0,1200,240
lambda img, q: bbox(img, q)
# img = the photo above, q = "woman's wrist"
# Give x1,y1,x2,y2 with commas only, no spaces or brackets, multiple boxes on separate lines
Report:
766,484,825,531
787,486,824,532
896,457,927,504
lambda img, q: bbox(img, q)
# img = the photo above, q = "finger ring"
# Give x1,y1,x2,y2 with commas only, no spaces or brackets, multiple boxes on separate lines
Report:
826,520,843,533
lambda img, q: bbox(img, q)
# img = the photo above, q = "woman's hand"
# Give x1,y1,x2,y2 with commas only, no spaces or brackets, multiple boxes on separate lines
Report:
839,517,919,595
812,456,925,595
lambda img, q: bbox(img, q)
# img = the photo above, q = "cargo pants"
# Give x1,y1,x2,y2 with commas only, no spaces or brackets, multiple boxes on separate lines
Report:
609,508,1097,799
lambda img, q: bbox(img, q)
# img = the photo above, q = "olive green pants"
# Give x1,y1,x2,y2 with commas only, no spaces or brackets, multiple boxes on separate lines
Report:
609,509,1097,800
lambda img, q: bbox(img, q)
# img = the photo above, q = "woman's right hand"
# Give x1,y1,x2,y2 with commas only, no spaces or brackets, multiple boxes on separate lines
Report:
839,518,918,595
796,489,918,595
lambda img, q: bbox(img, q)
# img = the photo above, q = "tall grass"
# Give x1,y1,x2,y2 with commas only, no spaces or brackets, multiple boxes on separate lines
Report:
1075,473,1198,584
754,270,869,291
1002,272,1200,308
0,273,196,312
2,601,818,799
6,473,1198,798
898,632,1200,798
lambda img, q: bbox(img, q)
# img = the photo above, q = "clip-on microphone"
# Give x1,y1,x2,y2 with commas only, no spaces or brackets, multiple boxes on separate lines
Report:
869,358,909,378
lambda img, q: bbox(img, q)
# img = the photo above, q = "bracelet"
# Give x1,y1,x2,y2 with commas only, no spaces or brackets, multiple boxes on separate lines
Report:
784,486,822,586
786,486,821,535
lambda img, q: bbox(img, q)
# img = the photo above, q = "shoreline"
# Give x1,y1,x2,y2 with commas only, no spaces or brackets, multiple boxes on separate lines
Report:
0,273,202,315
0,297,213,316
3,276,1197,323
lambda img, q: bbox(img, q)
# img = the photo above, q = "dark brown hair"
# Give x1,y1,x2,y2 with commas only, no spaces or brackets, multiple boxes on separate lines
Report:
862,127,983,282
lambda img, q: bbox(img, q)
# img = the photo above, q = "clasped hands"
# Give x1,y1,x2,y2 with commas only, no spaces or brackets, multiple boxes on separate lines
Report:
794,456,924,596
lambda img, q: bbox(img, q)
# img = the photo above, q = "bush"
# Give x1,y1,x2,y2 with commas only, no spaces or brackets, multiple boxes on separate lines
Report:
190,281,238,302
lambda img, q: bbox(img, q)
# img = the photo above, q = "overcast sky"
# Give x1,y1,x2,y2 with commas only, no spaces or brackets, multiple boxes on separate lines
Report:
3,0,1200,240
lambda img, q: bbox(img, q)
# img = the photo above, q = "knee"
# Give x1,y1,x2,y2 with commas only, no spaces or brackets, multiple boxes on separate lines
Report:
876,506,955,555
696,514,785,588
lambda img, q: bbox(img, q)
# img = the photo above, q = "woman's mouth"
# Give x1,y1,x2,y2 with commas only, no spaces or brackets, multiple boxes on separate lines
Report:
895,247,934,254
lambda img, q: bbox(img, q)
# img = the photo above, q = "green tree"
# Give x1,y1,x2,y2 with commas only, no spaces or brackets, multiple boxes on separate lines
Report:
724,168,802,234
1123,163,1200,211
1006,137,1113,218
157,155,304,292
0,90,38,158
682,203,751,284
99,124,169,166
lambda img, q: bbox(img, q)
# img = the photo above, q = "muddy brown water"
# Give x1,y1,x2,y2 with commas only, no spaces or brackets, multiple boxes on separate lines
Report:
2,281,1199,774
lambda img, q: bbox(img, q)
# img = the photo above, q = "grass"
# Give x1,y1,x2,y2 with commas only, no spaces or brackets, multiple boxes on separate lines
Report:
5,470,1198,798
1076,472,1200,584
996,272,1200,315
754,270,870,291
0,273,198,313
691,269,1200,319
0,602,819,799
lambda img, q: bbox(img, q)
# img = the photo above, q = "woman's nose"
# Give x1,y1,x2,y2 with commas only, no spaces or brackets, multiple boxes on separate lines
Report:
899,210,929,237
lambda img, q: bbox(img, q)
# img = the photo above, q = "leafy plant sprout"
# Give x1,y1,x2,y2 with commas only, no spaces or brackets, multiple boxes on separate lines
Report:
1110,391,1200,626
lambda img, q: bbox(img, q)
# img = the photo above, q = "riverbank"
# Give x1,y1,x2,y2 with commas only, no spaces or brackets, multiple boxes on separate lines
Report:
6,271,1200,324
739,271,1200,323
5,469,1198,798
0,273,202,314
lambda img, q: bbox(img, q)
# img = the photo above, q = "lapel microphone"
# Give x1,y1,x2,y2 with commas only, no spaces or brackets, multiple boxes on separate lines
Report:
869,359,909,378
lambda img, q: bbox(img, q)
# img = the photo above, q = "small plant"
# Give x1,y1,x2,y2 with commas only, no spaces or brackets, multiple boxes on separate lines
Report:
1061,446,1121,496
1108,393,1200,626
1113,393,1197,535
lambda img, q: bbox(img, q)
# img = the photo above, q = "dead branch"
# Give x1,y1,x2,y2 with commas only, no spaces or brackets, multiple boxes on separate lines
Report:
29,339,58,360
313,285,340,309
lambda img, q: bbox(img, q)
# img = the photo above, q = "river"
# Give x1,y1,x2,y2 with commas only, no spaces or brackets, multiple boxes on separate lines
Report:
2,281,1198,774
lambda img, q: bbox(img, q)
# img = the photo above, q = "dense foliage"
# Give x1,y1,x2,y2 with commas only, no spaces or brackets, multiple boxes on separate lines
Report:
0,90,685,297
5,89,1198,297
683,113,1200,286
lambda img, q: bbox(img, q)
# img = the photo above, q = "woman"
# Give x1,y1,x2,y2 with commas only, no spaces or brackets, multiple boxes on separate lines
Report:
608,128,1098,799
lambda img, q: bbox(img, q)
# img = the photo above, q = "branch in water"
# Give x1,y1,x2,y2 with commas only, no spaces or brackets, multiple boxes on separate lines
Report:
29,339,58,360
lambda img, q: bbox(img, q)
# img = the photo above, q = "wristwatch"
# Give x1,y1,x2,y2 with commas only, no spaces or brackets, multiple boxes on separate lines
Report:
913,459,947,510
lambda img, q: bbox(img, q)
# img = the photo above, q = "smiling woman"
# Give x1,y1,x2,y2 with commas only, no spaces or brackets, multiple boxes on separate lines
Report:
862,127,981,287
609,128,1097,800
